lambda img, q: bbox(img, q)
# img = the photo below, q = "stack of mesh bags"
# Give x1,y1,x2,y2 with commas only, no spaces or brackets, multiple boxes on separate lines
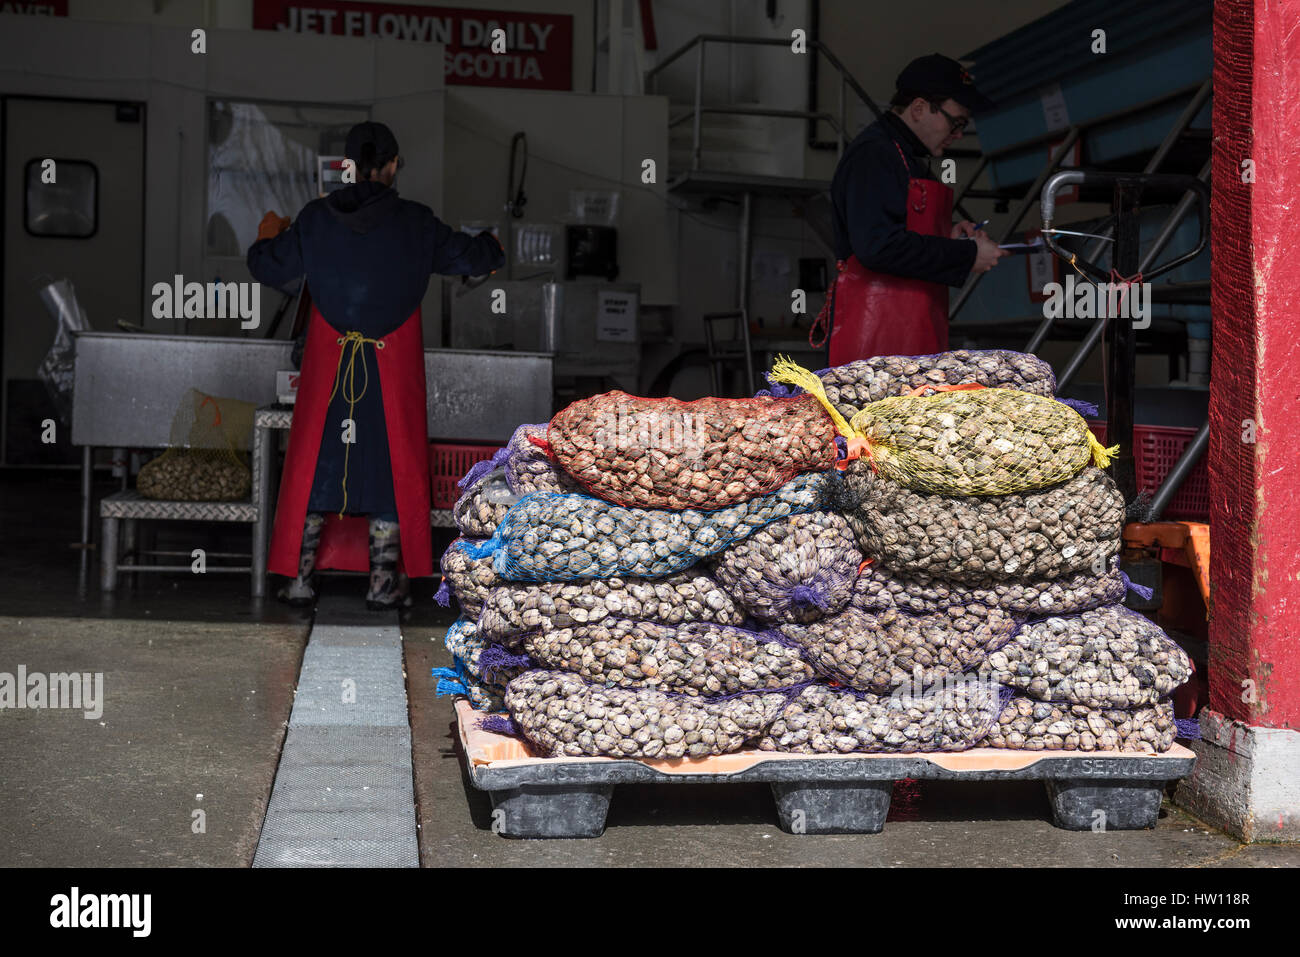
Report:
435,398,841,757
433,349,1195,759
765,354,1194,754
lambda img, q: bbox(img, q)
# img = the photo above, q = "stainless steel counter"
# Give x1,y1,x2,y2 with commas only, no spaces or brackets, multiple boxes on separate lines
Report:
72,332,553,590
72,332,553,447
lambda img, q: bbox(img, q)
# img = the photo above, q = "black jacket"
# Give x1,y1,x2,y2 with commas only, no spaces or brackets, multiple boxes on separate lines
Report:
830,112,975,288
247,181,504,337
246,182,504,518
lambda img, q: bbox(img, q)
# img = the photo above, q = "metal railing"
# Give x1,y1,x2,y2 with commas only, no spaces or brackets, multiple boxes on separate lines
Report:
1053,158,1211,391
702,310,756,397
646,34,884,170
949,78,1211,322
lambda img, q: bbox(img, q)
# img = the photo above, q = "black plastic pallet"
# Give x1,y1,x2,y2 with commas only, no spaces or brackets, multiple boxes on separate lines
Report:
456,702,1197,839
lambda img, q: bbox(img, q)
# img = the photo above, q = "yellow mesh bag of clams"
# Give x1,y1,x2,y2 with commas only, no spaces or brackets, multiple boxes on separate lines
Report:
769,357,1117,496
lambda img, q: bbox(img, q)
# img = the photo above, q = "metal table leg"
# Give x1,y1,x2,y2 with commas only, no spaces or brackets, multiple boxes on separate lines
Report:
100,515,119,591
251,420,274,598
80,445,92,589
123,518,138,585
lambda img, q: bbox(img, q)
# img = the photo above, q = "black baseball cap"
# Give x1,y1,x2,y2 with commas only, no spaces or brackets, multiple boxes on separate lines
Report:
895,54,995,113
345,121,400,171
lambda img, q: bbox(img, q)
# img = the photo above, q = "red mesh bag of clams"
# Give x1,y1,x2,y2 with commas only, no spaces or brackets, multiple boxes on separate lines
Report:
530,391,839,510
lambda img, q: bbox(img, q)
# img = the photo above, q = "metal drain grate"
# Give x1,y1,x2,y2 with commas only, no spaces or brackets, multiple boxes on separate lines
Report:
253,601,418,867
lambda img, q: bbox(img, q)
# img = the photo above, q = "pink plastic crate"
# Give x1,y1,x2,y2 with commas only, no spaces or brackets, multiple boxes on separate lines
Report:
430,442,502,510
1087,422,1208,522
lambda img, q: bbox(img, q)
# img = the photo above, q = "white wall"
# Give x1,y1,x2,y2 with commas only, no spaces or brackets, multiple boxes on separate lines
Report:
441,87,674,305
0,17,446,339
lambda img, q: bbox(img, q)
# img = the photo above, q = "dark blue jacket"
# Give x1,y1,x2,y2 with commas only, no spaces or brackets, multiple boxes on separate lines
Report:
247,182,504,518
830,112,975,288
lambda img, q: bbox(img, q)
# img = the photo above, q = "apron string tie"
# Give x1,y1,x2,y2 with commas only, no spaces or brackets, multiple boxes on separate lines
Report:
327,331,385,517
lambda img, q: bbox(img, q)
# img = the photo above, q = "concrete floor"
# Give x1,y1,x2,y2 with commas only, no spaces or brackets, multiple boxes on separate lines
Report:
4,468,1297,867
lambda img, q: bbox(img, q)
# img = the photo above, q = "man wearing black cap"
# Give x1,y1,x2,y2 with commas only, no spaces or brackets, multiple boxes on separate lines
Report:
248,121,504,610
811,54,1008,364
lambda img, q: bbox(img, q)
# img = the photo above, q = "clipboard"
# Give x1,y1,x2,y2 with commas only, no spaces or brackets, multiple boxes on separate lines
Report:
999,237,1047,255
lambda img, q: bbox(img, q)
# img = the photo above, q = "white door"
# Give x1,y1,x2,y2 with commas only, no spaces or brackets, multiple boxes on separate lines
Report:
2,96,144,464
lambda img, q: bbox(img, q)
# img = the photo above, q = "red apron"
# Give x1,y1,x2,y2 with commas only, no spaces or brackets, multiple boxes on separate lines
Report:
267,306,433,579
812,141,954,365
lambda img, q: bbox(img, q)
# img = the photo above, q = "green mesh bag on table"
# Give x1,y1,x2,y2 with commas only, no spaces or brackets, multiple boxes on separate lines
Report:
137,388,255,501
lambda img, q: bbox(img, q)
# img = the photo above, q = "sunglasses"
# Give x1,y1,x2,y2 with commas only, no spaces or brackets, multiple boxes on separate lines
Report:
930,102,970,134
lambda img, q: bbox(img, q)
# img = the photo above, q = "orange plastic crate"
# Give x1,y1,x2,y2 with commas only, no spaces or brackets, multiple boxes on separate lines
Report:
1086,421,1208,521
430,442,502,510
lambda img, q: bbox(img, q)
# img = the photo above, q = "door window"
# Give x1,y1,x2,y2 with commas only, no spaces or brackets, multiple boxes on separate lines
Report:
24,158,98,238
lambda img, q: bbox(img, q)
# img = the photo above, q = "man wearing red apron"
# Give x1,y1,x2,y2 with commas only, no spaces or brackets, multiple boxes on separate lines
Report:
813,54,1008,365
248,122,503,610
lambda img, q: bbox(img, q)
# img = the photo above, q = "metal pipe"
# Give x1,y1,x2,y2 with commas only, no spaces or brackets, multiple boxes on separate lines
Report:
1025,82,1211,353
113,565,254,574
1145,79,1212,173
1056,160,1211,389
1105,181,1141,503
738,191,753,318
645,34,701,80
672,107,840,129
608,0,623,93
949,127,1080,320
1144,420,1209,522
692,41,705,171
806,0,822,148
811,41,884,121
697,105,841,122
1139,159,1212,267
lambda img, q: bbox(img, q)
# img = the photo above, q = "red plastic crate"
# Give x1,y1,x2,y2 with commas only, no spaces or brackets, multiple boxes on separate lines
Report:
430,442,502,510
1086,421,1209,522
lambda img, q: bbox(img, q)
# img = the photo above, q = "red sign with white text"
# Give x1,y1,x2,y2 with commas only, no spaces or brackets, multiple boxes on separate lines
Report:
252,0,573,90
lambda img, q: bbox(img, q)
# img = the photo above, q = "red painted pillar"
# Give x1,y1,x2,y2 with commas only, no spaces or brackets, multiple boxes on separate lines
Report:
1208,0,1300,729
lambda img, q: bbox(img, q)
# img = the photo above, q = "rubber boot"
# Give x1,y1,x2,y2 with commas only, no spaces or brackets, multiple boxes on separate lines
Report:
366,517,411,611
277,512,324,607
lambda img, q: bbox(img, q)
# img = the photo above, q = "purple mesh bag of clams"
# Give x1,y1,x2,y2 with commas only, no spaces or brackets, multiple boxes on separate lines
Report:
975,604,1195,710
501,668,801,759
437,536,499,618
772,603,1024,694
708,510,863,624
451,466,521,538
517,616,815,697
985,694,1179,753
758,680,1012,754
849,555,1129,617
500,422,585,496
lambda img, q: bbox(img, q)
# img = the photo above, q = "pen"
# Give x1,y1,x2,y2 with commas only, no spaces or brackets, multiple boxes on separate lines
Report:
973,219,990,232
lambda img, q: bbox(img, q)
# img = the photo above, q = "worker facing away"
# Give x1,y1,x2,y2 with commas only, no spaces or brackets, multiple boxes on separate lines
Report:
813,53,1009,365
248,121,505,610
